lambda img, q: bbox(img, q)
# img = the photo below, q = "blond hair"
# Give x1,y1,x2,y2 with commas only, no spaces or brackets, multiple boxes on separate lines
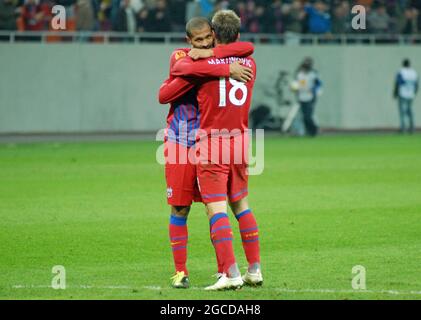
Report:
211,10,241,44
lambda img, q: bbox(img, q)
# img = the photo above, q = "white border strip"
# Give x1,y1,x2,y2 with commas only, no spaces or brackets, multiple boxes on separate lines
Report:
11,285,421,296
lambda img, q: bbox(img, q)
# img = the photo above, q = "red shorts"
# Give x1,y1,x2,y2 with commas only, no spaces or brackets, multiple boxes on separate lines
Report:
197,163,248,204
164,141,202,206
196,135,249,204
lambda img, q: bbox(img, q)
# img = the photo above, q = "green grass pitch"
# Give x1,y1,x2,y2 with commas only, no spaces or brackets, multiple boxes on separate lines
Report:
0,134,420,300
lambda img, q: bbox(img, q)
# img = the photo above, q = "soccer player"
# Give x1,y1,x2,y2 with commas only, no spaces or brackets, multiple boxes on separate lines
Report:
169,10,262,290
158,17,254,289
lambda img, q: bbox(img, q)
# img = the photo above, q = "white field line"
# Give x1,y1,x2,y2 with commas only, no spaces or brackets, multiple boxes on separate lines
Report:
11,285,421,296
273,288,421,296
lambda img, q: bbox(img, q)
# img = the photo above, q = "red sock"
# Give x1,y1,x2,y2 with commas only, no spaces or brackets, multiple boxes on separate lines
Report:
236,209,260,266
210,213,236,275
169,215,188,275
209,224,224,274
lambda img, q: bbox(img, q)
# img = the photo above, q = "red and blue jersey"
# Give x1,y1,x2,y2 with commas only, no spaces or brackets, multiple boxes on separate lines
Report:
167,88,201,147
171,52,257,136
159,43,255,147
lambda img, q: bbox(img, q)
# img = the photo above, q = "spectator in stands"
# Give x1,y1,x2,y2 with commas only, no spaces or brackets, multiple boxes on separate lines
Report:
235,1,248,32
130,0,143,12
168,0,186,31
4,0,421,36
215,0,229,10
368,3,391,33
283,0,306,34
246,2,265,33
98,0,112,30
0,0,18,30
400,5,418,34
75,0,95,32
197,0,214,18
304,0,332,34
110,0,144,30
411,0,421,11
332,0,351,34
410,0,421,31
21,0,51,31
142,0,156,7
110,0,120,30
394,59,418,134
137,6,151,32
242,0,260,33
114,0,137,32
262,0,283,34
148,0,171,32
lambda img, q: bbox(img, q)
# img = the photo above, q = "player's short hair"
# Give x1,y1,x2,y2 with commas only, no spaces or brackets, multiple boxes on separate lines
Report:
186,17,211,38
403,59,410,67
211,10,241,44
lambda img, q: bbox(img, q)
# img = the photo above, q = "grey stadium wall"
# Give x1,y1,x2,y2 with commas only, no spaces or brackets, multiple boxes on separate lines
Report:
0,43,420,134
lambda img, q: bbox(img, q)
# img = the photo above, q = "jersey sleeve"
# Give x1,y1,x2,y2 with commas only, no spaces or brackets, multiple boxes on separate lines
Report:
158,77,195,104
171,56,230,78
169,48,191,73
213,42,254,58
157,48,193,104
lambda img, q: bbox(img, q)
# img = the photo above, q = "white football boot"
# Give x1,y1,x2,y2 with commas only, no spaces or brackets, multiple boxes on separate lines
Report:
242,269,263,286
212,272,224,280
204,273,244,291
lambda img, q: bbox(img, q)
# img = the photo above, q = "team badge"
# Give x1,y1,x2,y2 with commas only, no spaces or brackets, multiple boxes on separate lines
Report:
167,187,173,198
175,51,186,60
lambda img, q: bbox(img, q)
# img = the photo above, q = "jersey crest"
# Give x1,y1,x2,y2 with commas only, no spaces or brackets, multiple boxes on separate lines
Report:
174,51,187,61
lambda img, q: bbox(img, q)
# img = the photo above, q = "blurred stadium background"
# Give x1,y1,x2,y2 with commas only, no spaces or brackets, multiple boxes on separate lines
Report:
0,0,420,135
1,0,421,300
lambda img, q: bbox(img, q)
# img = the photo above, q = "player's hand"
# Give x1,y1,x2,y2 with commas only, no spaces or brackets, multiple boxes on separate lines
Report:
229,61,253,83
188,48,214,60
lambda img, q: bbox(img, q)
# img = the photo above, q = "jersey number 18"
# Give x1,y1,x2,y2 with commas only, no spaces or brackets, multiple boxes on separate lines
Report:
218,77,248,107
